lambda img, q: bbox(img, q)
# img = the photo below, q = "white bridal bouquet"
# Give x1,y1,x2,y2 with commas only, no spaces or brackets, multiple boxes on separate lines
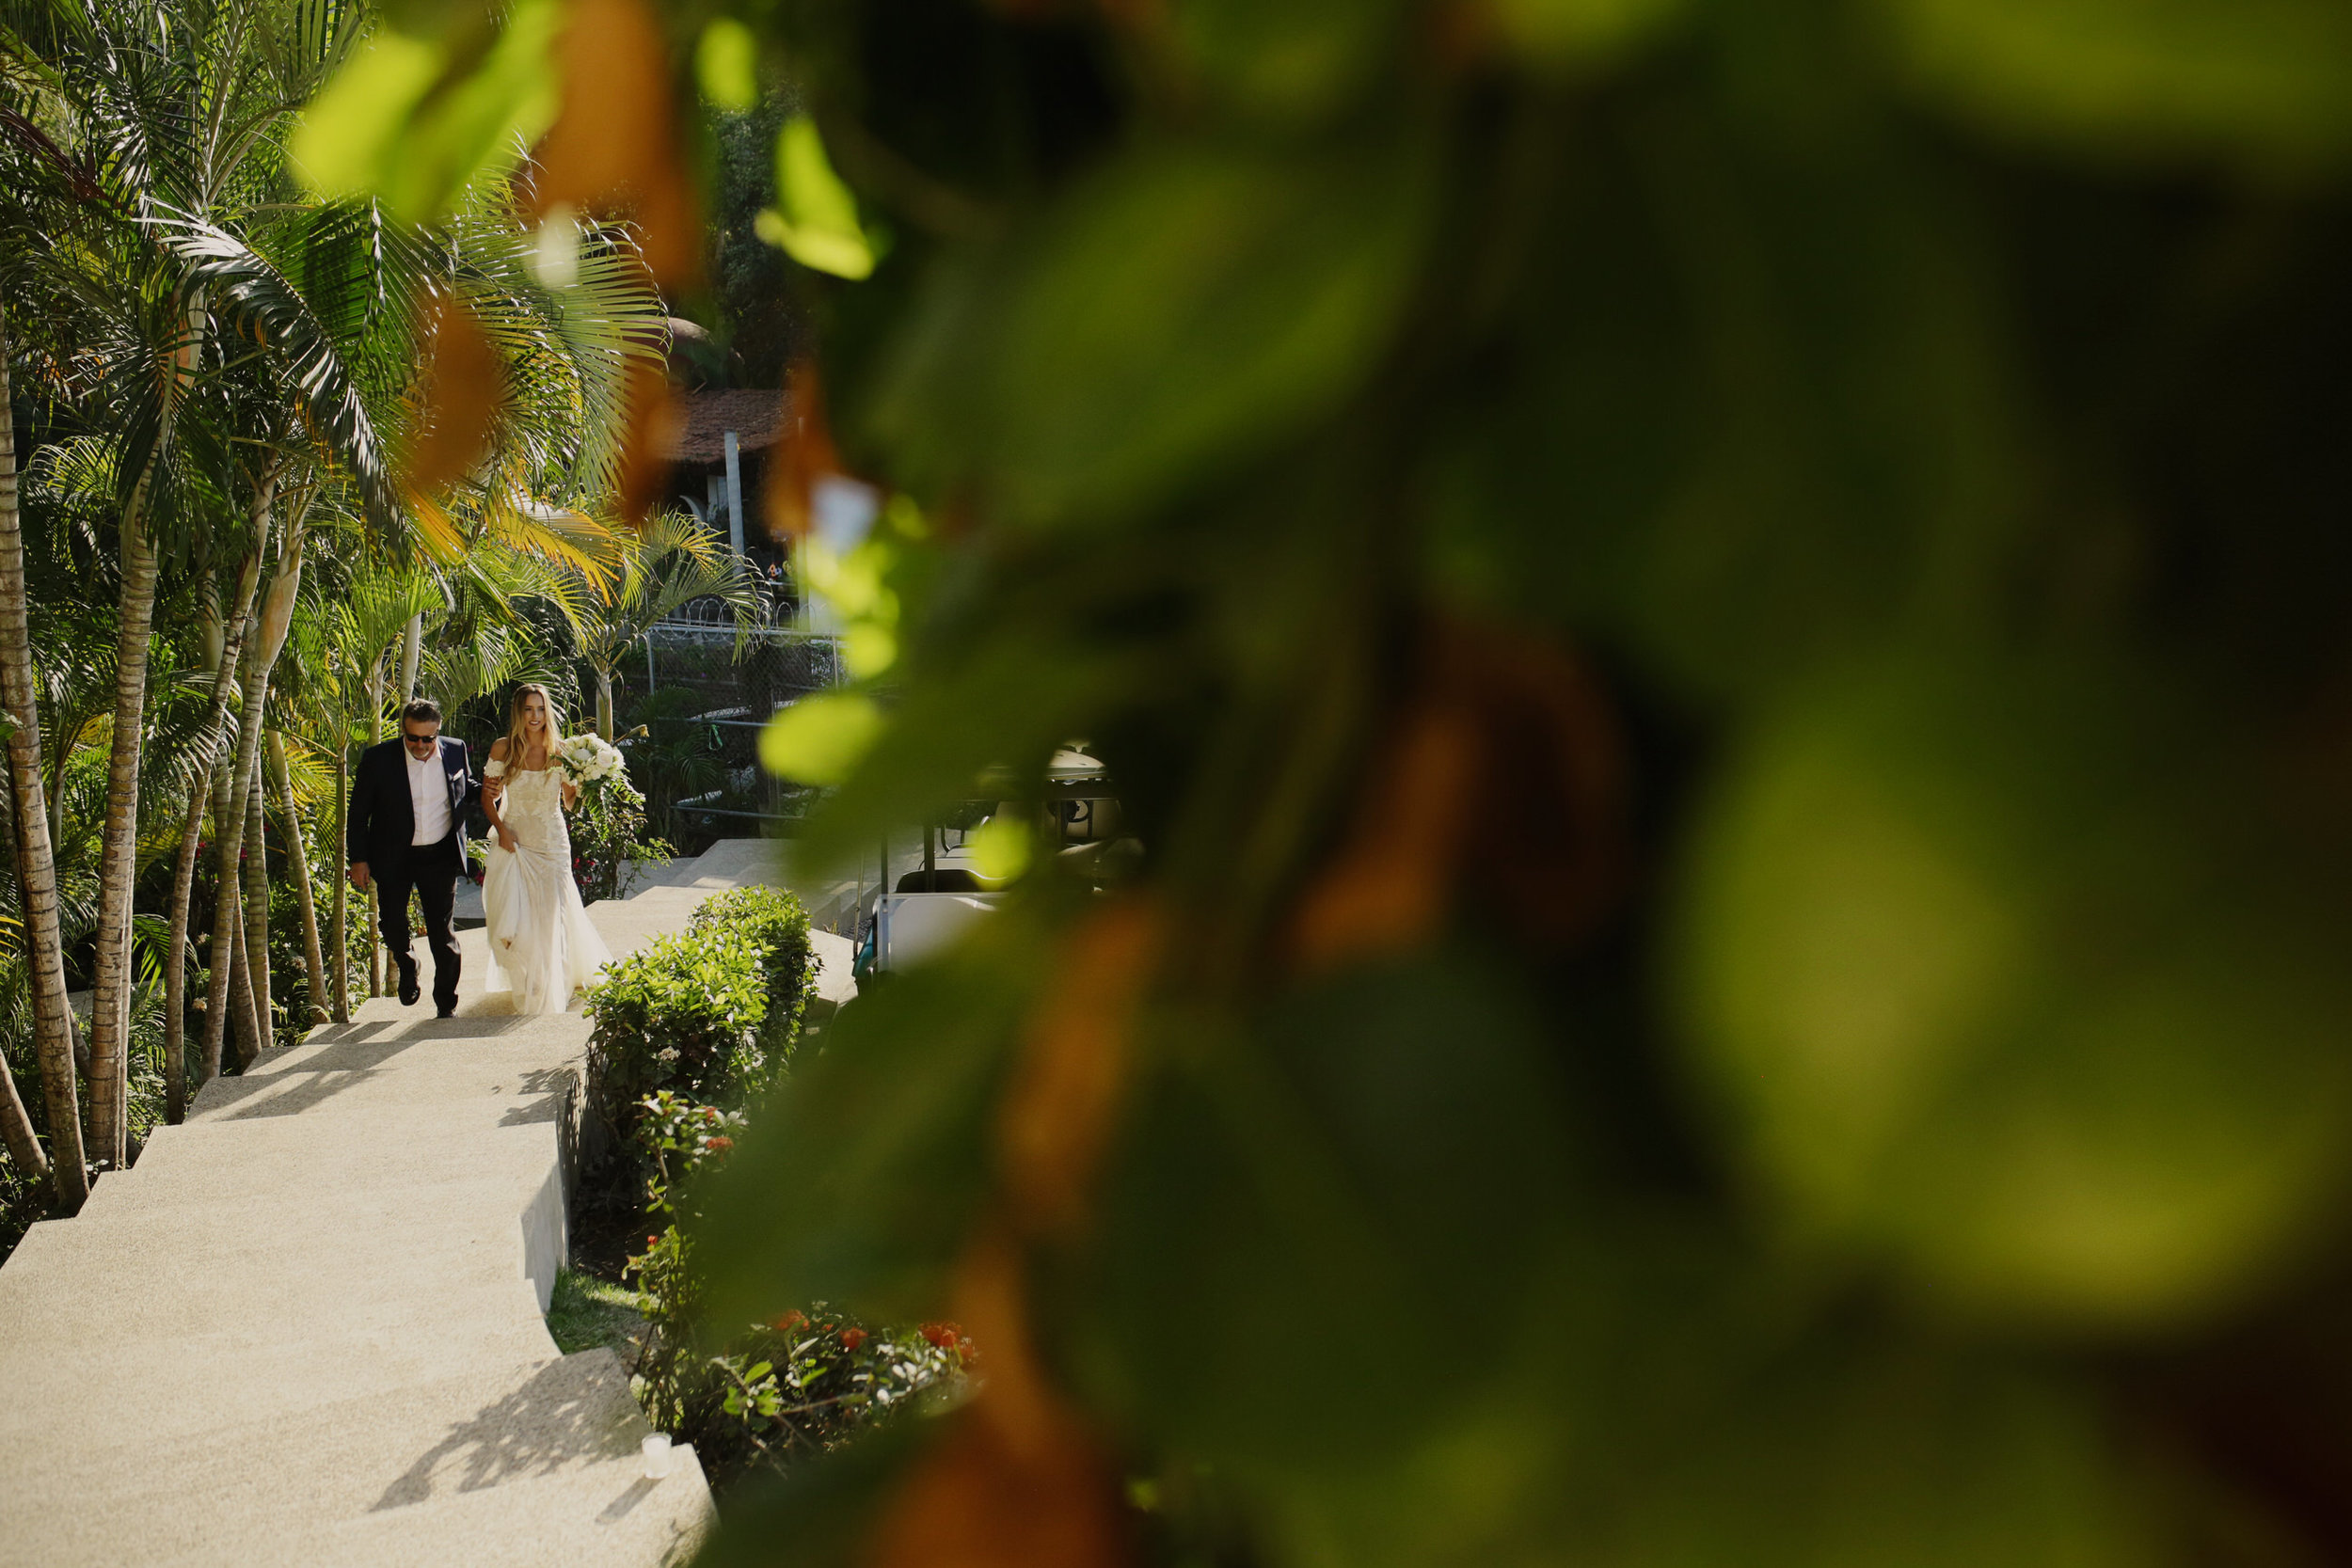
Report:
553,732,625,789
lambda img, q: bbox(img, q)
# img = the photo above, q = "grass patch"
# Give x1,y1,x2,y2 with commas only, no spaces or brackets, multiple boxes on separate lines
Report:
548,1267,645,1357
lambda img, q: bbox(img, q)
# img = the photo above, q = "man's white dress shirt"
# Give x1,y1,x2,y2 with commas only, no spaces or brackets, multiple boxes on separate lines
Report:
407,743,453,846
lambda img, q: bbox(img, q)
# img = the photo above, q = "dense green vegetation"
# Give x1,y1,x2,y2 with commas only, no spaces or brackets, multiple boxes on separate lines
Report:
17,0,2352,1563
305,0,2352,1563
576,883,927,1497
0,0,758,1247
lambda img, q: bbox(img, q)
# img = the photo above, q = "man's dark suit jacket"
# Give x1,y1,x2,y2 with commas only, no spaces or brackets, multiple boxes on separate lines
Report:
346,735,478,873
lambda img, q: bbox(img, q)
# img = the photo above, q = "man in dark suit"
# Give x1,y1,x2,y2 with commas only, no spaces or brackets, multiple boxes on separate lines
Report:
346,698,478,1017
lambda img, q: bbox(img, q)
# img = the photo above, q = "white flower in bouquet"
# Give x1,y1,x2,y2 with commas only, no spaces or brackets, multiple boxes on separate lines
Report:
554,733,624,789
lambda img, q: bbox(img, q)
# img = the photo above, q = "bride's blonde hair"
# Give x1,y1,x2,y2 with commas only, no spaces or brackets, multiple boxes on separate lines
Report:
500,683,565,767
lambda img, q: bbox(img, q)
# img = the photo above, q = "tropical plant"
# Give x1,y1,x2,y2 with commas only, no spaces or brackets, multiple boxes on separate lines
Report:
569,511,759,741
310,0,2352,1562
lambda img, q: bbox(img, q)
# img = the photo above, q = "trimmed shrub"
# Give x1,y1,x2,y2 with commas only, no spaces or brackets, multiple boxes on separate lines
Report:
689,885,818,1059
582,925,766,1143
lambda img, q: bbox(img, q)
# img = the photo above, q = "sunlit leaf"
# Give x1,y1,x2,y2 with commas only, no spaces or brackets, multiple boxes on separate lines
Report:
762,117,877,281
1677,656,2352,1328
292,1,563,224
760,692,885,785
1867,0,2352,172
696,17,760,112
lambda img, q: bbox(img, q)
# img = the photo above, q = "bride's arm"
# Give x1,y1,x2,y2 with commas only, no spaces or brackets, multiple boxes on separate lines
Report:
484,741,515,850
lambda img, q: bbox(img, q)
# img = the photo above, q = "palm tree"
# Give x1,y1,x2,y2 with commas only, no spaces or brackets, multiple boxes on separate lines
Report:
572,512,758,740
0,300,83,1206
0,0,398,1163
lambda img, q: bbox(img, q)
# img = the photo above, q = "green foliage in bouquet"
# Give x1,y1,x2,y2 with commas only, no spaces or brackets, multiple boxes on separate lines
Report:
305,0,2352,1563
569,759,668,905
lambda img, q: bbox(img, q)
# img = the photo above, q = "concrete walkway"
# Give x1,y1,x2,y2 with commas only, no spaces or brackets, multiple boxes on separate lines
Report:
0,840,838,1567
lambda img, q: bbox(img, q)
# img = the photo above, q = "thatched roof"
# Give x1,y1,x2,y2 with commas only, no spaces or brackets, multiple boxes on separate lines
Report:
660,389,789,466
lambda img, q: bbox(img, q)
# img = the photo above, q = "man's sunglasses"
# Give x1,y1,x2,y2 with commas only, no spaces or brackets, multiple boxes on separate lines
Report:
402,731,439,748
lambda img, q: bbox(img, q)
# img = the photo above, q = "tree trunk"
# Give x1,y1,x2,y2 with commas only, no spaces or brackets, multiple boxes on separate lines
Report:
0,1047,39,1182
364,652,387,999
241,747,271,1060
399,612,422,701
88,287,207,1163
199,494,278,1079
0,302,77,1201
165,552,261,1122
329,744,349,1023
269,732,328,1028
596,665,615,739
228,904,259,1068
83,467,158,1173
234,512,307,1060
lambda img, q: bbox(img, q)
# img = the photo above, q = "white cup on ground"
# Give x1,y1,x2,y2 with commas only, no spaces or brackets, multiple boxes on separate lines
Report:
642,1433,674,1479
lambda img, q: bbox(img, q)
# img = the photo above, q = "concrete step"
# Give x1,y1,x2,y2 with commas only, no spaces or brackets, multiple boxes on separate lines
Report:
6,1349,648,1518
187,1047,582,1124
126,1111,560,1187
11,1355,709,1567
230,1440,710,1568
0,1281,557,1447
0,1214,534,1322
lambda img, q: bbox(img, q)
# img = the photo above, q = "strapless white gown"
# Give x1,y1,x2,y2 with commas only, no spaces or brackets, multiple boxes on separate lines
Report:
481,764,613,1013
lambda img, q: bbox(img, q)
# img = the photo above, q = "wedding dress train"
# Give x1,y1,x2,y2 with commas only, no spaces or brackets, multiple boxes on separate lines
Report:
481,763,613,1012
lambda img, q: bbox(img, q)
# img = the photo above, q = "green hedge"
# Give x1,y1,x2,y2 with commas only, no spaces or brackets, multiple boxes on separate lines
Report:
583,883,822,1142
689,884,818,1059
583,924,766,1140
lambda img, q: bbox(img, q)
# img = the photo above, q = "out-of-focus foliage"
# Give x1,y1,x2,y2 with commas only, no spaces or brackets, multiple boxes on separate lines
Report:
314,0,2352,1563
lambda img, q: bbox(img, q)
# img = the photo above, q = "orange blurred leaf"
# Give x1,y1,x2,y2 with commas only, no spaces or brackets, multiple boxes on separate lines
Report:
403,293,503,499
615,355,680,525
762,356,842,544
869,1236,1127,1568
1290,698,1479,974
1289,620,1626,974
526,0,701,288
867,1402,1128,1568
998,902,1164,1237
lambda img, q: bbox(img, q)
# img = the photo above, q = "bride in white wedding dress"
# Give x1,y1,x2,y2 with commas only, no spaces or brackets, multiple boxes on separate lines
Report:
480,685,613,1013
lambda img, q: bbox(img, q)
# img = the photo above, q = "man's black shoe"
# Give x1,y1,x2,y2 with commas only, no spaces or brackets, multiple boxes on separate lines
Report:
437,1004,456,1019
398,962,421,1006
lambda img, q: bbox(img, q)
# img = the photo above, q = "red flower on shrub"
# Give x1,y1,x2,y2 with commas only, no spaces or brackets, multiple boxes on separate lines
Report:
771,1309,808,1333
919,1322,962,1349
839,1327,867,1351
706,1134,734,1152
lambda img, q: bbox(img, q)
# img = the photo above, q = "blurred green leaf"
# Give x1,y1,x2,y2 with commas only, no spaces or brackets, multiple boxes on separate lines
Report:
791,635,1149,876
760,117,877,280
1070,958,1582,1479
1169,0,1410,120
1595,1336,2155,1568
1677,655,2352,1328
759,693,884,785
869,137,1436,530
1867,0,2352,172
1492,0,1690,69
696,920,1042,1329
1425,93,2022,703
292,0,562,223
697,18,760,112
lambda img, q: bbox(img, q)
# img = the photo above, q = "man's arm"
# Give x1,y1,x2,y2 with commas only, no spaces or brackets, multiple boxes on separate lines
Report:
453,739,482,812
346,748,374,867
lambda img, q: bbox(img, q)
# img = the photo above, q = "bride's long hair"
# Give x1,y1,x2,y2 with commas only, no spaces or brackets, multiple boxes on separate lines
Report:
500,683,565,768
